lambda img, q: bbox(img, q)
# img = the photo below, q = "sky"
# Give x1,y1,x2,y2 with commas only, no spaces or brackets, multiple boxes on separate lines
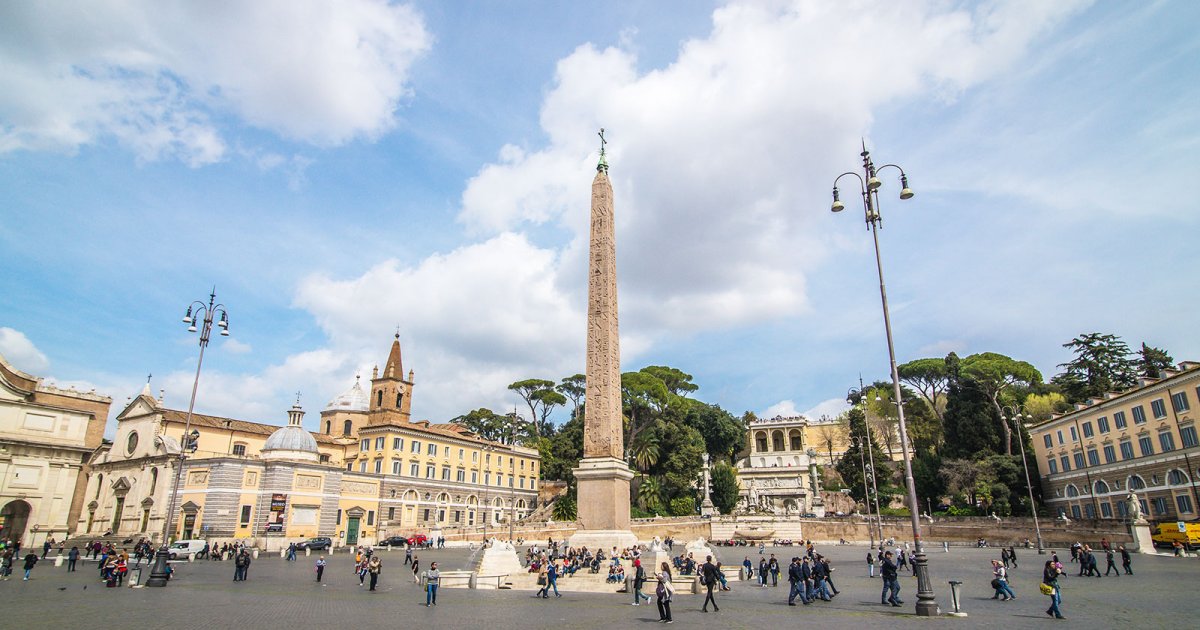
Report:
2,0,1198,437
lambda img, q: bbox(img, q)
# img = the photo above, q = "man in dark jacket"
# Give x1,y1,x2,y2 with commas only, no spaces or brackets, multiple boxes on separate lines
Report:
1120,545,1133,574
701,556,720,612
880,551,901,607
787,557,809,606
768,554,780,587
632,559,651,605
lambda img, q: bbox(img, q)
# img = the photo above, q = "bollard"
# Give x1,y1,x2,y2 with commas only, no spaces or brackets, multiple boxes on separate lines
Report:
54,554,64,567
130,567,143,588
306,548,311,557
943,541,949,552
469,571,478,589
280,548,287,558
946,580,967,617
739,566,747,581
252,548,259,559
624,574,634,595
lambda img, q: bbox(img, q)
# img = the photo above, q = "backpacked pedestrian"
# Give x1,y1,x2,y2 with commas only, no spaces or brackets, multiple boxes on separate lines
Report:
701,555,720,613
990,559,1015,600
655,562,674,623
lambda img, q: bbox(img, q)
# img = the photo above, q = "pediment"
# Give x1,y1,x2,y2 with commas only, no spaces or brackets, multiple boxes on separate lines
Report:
111,477,132,493
117,395,160,421
345,506,366,517
180,501,200,513
140,497,155,508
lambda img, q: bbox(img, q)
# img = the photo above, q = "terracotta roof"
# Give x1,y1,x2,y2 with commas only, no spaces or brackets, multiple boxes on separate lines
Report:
160,408,342,445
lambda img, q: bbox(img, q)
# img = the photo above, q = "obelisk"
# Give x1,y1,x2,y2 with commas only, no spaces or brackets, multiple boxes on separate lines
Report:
568,129,638,551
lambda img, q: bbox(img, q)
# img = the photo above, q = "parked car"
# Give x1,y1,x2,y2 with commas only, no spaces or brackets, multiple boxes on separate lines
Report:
167,540,207,559
407,534,428,547
296,537,332,550
379,536,408,547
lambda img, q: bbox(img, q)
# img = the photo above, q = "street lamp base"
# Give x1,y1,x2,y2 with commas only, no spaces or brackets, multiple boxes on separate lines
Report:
145,547,172,587
912,551,940,616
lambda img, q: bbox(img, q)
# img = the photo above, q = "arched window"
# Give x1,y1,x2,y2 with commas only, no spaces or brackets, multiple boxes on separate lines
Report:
376,390,383,407
1065,484,1079,497
232,443,247,456
1168,469,1188,485
325,421,331,434
1094,480,1109,494
1128,475,1146,490
95,474,103,500
396,392,403,407
149,468,158,494
755,432,768,452
771,431,785,451
343,420,352,436
789,429,803,451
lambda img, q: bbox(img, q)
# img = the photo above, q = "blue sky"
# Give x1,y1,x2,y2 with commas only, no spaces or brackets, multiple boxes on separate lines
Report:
1,0,1197,434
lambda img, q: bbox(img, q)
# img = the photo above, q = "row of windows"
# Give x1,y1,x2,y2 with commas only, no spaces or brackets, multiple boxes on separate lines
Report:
357,437,533,472
1059,493,1194,520
1047,426,1198,473
1044,388,1198,448
350,458,534,488
1064,469,1192,498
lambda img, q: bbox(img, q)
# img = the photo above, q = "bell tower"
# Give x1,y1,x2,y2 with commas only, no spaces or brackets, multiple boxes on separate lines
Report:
368,332,414,425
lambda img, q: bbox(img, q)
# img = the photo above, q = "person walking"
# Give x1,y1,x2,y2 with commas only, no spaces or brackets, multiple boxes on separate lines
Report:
701,555,720,613
822,556,840,596
742,556,752,581
757,557,768,587
1000,547,1010,569
115,557,128,587
787,557,810,606
42,538,53,559
67,546,79,572
356,554,368,587
810,556,832,601
315,556,327,582
1120,545,1133,575
768,554,780,587
990,559,1015,600
22,551,38,581
1008,545,1018,569
233,549,251,581
547,560,561,598
286,543,296,562
655,563,674,623
632,558,651,605
1043,559,1065,619
880,551,901,607
897,549,910,573
405,546,413,566
423,561,440,606
536,563,550,598
368,555,382,591
866,551,875,577
1104,548,1119,576
412,555,420,583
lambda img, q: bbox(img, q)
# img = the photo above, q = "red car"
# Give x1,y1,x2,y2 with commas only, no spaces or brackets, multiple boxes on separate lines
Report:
407,534,428,546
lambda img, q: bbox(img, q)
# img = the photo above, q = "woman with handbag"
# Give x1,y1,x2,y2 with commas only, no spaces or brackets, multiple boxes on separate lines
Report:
1042,560,1065,619
656,562,674,623
990,560,1015,600
535,564,549,598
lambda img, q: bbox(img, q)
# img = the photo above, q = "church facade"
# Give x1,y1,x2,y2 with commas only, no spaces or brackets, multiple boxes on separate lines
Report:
79,336,539,549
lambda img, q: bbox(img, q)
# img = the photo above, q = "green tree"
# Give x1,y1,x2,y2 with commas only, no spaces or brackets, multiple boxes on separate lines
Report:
636,475,664,512
710,462,740,515
451,408,506,443
668,496,696,517
631,429,661,472
897,357,951,421
556,374,586,419
531,388,567,437
508,378,557,438
812,417,848,465
640,366,699,397
1023,392,1067,423
553,494,577,521
961,352,1042,455
620,371,671,454
942,360,1003,458
834,406,890,505
682,401,745,463
540,414,583,481
1138,343,1174,378
643,421,705,508
1053,333,1138,403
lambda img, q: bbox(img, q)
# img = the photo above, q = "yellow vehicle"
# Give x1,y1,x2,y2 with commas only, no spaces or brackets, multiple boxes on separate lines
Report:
1151,522,1200,550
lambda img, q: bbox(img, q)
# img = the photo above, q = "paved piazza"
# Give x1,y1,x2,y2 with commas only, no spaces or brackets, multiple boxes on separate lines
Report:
3,545,1195,628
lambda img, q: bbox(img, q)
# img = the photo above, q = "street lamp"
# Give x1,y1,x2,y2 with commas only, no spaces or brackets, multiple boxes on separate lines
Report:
851,435,876,549
508,409,520,543
849,386,885,545
1002,405,1046,554
146,289,230,588
831,144,937,615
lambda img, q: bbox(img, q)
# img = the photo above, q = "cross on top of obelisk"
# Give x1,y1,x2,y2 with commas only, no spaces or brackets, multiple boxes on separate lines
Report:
597,127,608,173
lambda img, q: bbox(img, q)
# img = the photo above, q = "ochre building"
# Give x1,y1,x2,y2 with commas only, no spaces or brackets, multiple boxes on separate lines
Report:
79,336,539,550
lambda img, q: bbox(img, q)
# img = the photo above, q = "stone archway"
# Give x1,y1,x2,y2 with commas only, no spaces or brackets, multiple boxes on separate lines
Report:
0,500,33,544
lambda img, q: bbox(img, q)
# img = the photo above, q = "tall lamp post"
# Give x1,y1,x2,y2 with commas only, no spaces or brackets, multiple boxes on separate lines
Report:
1002,405,1045,553
852,435,876,549
481,444,494,543
508,409,520,543
831,144,937,615
146,289,230,587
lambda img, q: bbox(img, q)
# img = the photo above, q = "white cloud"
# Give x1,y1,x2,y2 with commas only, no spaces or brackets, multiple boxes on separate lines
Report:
0,0,430,164
220,338,253,355
457,0,1086,339
802,397,851,422
0,327,50,373
760,400,799,418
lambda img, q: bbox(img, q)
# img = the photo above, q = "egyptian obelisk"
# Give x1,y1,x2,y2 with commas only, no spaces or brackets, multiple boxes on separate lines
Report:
568,129,638,551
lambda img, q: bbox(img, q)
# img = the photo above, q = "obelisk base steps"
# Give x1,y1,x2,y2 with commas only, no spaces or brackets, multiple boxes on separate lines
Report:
569,456,637,551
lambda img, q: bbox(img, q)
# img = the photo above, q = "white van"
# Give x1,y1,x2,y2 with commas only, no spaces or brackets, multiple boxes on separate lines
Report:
168,539,207,559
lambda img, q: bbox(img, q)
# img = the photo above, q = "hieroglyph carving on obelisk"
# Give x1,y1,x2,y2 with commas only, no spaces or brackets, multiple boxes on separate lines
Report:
584,128,623,460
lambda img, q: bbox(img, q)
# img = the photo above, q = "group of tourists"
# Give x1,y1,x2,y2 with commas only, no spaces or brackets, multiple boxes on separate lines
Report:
309,544,440,605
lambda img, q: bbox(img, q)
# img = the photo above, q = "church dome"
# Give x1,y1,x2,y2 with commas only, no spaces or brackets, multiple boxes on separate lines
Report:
262,402,320,462
325,376,368,412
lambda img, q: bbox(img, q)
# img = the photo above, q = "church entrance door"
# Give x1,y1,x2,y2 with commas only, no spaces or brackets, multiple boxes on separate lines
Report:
346,517,360,545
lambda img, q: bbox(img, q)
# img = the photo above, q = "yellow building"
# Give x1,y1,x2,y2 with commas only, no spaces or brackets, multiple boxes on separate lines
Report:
1029,361,1200,522
81,335,539,549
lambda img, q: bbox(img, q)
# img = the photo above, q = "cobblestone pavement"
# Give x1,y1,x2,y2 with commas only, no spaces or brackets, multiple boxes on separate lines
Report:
2,544,1195,628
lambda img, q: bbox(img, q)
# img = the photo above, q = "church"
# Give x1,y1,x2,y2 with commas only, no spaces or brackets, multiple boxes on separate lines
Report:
79,335,540,550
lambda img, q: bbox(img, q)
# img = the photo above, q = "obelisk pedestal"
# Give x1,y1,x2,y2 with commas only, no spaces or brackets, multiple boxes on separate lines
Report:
568,131,638,553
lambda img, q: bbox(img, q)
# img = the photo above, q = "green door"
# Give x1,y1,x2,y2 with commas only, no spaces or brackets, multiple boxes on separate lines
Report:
346,517,360,545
